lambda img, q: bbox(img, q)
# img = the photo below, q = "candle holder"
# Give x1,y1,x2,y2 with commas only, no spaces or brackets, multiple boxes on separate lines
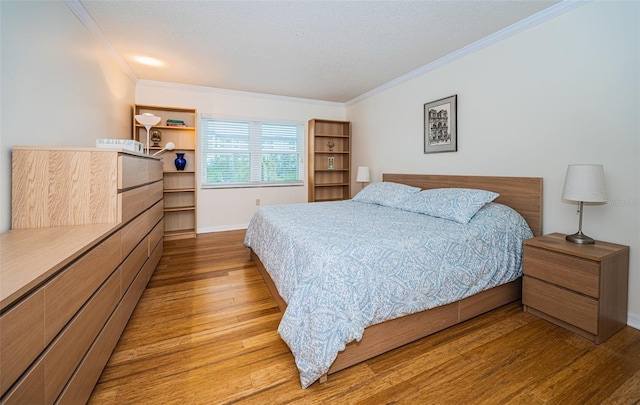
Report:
328,156,334,169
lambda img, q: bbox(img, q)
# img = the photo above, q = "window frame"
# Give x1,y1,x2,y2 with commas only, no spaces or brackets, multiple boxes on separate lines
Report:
200,116,305,189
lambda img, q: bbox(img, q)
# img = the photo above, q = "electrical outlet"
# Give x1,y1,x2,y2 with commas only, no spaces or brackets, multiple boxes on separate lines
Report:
256,198,261,206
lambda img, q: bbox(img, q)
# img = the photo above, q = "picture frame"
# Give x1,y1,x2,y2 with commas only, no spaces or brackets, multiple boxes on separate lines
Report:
424,94,457,154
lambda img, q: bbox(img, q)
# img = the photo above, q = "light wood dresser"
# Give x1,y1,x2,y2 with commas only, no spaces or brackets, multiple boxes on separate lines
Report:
1,147,164,404
522,232,629,344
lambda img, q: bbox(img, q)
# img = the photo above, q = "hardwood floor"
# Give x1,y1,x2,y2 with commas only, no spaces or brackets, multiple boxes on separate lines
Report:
89,230,640,404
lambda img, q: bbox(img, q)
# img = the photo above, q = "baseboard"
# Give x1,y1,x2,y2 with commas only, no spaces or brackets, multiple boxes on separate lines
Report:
197,224,248,234
628,312,640,330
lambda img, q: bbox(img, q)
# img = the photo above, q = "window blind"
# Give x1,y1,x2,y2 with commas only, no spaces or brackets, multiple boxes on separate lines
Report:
201,118,304,188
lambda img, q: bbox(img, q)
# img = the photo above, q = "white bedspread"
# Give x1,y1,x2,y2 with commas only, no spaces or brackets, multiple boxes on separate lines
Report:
244,200,532,388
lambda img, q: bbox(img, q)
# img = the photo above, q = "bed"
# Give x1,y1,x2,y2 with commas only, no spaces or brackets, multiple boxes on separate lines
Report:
244,173,542,388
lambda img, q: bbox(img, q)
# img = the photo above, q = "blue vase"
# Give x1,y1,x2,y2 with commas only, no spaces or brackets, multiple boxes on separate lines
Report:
174,153,187,171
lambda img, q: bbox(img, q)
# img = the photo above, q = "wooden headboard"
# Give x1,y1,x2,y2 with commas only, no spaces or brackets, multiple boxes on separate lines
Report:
383,173,543,237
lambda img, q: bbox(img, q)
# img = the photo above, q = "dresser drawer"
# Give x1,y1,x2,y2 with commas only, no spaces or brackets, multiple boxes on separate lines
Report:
120,180,162,223
4,268,121,404
121,209,152,259
148,180,164,207
56,298,125,405
148,218,164,257
523,276,598,334
44,233,121,342
0,289,45,396
121,239,149,292
119,155,163,190
121,184,149,224
523,245,600,298
121,180,163,224
43,268,121,403
119,154,150,189
148,200,164,228
148,159,163,183
0,363,43,405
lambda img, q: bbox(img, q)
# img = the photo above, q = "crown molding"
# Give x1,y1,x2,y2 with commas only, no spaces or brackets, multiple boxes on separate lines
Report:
137,80,346,107
346,0,590,106
65,0,588,108
64,0,138,84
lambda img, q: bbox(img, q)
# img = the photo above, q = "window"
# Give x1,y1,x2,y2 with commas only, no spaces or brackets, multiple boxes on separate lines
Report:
201,118,304,188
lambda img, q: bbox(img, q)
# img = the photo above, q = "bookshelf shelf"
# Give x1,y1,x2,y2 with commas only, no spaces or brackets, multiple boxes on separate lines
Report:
308,119,351,202
134,104,198,240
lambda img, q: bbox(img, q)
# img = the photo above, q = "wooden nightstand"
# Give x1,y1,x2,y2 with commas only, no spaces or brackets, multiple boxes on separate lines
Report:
522,232,629,344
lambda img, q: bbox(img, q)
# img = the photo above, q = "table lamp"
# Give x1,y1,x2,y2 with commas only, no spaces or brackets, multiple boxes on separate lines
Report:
562,164,608,244
356,166,370,189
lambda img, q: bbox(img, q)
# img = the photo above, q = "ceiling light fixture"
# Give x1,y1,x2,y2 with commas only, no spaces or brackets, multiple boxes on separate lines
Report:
133,55,164,67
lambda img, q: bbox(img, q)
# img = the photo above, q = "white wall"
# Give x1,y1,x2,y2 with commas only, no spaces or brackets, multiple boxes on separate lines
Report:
0,1,135,232
346,1,640,325
135,82,345,232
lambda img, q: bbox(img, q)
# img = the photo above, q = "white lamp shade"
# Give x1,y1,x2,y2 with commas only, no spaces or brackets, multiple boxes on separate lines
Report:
134,113,161,128
356,166,370,183
562,164,608,203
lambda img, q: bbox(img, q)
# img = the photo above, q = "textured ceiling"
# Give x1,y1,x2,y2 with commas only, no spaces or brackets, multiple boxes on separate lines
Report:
79,0,561,103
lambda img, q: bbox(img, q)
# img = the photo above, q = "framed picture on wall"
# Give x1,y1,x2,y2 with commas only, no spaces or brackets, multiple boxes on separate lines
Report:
424,95,457,153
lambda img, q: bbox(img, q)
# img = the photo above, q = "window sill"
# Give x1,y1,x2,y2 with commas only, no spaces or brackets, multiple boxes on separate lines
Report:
201,181,304,190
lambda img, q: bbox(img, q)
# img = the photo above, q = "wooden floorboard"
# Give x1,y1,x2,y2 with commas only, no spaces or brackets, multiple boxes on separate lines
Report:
89,230,640,404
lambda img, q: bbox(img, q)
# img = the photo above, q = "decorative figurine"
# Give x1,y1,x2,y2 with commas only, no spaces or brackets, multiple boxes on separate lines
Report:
327,140,335,151
151,130,162,147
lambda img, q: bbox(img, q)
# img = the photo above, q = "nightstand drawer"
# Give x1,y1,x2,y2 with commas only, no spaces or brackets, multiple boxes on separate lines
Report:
523,276,598,334
523,245,600,298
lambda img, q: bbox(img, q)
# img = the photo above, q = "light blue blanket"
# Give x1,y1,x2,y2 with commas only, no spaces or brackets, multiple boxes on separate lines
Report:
244,200,532,388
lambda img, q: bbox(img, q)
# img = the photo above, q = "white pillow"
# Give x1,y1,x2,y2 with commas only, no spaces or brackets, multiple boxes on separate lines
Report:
393,188,499,224
352,182,421,207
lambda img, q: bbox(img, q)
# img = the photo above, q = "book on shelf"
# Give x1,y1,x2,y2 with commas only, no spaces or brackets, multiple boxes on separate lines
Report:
167,119,186,126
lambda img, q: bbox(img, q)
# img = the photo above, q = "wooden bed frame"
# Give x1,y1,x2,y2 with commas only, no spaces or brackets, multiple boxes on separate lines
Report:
250,173,543,383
